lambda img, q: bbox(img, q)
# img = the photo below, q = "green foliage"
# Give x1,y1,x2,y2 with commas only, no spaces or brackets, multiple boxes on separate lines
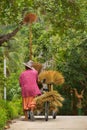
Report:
0,107,7,130
0,99,22,129
56,37,87,88
33,0,86,33
7,99,23,119
0,0,33,24
0,48,4,99
11,98,23,115
6,72,21,101
0,100,13,120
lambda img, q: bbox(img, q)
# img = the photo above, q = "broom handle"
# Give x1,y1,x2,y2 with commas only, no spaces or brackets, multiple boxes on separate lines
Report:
50,84,53,91
48,84,53,91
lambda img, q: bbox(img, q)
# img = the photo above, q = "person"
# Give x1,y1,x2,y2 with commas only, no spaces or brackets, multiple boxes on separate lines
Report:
19,60,41,121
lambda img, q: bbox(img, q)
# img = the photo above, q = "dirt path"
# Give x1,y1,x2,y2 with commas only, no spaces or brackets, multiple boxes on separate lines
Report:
8,116,87,130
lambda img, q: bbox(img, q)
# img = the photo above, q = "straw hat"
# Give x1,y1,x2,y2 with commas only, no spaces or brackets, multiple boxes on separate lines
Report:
23,60,34,69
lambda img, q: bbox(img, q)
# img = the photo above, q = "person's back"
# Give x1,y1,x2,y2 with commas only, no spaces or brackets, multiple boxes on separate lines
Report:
20,69,41,97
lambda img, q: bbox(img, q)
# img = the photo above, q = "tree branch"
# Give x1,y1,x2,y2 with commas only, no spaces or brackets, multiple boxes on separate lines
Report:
0,22,23,46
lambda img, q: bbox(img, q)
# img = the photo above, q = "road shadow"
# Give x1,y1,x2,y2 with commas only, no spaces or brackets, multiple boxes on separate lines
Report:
19,115,55,122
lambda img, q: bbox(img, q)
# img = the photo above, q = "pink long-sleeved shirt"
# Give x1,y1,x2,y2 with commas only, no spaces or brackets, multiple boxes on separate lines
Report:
19,69,41,97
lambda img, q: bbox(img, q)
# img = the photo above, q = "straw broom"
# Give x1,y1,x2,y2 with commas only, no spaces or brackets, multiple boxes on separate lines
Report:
38,70,65,85
35,91,64,111
23,13,37,60
32,62,43,74
36,70,65,112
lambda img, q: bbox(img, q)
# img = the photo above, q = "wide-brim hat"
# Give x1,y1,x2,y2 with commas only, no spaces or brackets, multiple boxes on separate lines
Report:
23,60,34,69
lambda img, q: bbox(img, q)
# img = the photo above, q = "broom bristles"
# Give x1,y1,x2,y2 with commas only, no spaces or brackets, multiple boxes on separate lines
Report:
38,70,65,85
32,62,43,74
23,13,37,24
35,91,64,109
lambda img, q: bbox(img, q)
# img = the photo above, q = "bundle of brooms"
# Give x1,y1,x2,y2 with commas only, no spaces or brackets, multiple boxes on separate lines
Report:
38,70,65,85
35,90,64,112
31,63,65,112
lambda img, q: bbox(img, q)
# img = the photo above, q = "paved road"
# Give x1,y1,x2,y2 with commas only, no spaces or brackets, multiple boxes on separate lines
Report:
8,116,87,130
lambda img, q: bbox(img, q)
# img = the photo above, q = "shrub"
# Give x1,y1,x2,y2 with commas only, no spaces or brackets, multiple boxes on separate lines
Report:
8,100,23,119
0,100,12,120
0,107,7,130
12,99,23,115
0,99,23,129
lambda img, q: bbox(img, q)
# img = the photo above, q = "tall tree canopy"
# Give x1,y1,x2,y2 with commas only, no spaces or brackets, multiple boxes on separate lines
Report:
0,0,87,46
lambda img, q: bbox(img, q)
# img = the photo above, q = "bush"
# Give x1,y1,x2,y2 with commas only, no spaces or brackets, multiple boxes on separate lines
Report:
0,99,23,129
12,99,23,115
8,99,23,119
0,99,23,118
0,107,7,130
6,102,18,119
0,100,12,120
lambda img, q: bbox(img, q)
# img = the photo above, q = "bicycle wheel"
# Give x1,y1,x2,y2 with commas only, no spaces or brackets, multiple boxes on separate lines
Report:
52,111,56,119
44,101,49,121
